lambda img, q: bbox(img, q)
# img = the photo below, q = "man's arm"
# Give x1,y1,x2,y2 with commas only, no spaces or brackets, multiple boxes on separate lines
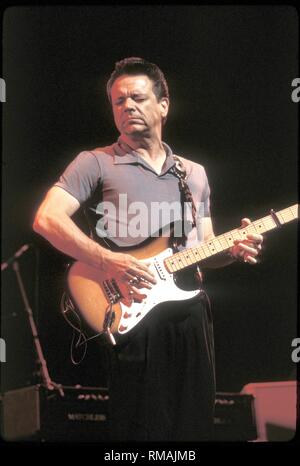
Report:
200,216,263,269
33,186,156,305
33,186,106,267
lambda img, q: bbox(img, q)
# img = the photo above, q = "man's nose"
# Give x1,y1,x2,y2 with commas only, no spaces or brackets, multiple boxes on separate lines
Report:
123,98,135,112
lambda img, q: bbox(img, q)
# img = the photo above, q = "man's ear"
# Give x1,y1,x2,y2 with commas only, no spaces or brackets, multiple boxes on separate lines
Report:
160,97,169,119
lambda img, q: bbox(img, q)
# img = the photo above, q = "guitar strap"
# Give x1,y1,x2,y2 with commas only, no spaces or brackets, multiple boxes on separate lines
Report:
170,155,198,248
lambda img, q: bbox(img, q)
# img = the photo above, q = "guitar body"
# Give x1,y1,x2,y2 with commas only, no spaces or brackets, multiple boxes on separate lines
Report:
65,236,200,342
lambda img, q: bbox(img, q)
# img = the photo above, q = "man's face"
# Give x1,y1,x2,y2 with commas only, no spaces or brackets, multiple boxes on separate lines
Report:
110,74,169,137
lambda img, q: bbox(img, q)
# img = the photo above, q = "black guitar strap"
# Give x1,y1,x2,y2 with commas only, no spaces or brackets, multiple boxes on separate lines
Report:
170,155,198,248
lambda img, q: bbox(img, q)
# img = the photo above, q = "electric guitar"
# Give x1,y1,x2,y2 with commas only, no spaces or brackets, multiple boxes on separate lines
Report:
62,204,298,345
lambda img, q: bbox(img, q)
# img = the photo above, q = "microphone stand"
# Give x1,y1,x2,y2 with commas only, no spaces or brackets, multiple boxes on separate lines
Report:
1,244,32,272
2,245,64,396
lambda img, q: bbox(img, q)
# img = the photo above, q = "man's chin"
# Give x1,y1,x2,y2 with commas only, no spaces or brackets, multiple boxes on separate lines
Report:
123,126,149,137
123,121,145,130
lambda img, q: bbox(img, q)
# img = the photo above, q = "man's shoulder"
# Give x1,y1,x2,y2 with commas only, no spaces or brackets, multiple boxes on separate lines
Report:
89,143,116,158
75,143,117,170
66,144,116,173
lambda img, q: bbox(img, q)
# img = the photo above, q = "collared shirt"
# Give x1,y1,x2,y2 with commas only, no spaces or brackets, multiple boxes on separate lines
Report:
54,138,211,248
113,137,176,175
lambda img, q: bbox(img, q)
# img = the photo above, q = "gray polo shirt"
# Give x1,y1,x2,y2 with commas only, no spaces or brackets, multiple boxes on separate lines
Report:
54,137,210,248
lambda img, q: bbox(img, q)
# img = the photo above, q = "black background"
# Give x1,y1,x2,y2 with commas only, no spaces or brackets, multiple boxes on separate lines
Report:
1,6,298,394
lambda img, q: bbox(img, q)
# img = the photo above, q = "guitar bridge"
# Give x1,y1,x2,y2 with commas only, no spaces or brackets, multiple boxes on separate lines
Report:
103,279,123,304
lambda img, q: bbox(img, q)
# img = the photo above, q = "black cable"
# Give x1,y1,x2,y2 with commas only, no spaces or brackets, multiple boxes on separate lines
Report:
34,244,40,330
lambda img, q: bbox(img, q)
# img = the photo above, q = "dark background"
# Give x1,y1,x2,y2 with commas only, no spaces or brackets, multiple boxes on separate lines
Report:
1,6,298,393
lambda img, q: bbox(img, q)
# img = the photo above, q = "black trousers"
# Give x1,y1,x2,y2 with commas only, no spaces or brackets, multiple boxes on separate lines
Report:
107,292,216,441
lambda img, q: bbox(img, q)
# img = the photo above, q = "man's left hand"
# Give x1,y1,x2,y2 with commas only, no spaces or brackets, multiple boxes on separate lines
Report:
230,218,263,264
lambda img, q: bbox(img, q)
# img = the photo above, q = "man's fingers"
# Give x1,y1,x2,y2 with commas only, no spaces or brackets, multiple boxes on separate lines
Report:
233,218,263,265
131,286,147,302
136,280,152,290
244,254,257,265
120,258,156,285
246,233,263,243
237,242,259,256
135,261,157,284
121,271,154,288
240,217,251,228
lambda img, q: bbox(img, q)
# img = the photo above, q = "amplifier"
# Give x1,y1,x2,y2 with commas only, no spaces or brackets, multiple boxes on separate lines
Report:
241,381,297,441
213,392,257,441
1,385,109,442
1,386,257,442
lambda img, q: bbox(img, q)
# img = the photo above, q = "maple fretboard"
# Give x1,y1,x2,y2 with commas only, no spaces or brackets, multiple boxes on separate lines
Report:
164,204,298,273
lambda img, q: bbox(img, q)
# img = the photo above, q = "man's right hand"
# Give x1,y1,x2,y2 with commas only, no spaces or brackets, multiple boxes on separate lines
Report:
101,250,157,306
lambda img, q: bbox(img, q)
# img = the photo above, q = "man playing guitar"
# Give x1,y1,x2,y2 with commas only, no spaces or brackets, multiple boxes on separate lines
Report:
33,57,264,441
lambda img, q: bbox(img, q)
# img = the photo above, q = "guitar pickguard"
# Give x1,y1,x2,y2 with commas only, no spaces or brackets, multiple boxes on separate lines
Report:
116,247,200,334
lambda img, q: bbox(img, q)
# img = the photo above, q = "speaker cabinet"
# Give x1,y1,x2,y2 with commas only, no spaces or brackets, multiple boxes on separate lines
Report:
241,381,297,441
213,392,257,441
1,385,109,442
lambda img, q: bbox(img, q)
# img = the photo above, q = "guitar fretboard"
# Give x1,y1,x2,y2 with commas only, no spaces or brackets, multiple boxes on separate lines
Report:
164,204,298,273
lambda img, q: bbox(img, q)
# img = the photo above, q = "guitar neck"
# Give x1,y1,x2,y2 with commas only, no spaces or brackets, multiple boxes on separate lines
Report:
165,204,298,273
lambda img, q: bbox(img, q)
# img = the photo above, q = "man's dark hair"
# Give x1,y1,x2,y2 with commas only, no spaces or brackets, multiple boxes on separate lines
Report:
106,57,169,102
